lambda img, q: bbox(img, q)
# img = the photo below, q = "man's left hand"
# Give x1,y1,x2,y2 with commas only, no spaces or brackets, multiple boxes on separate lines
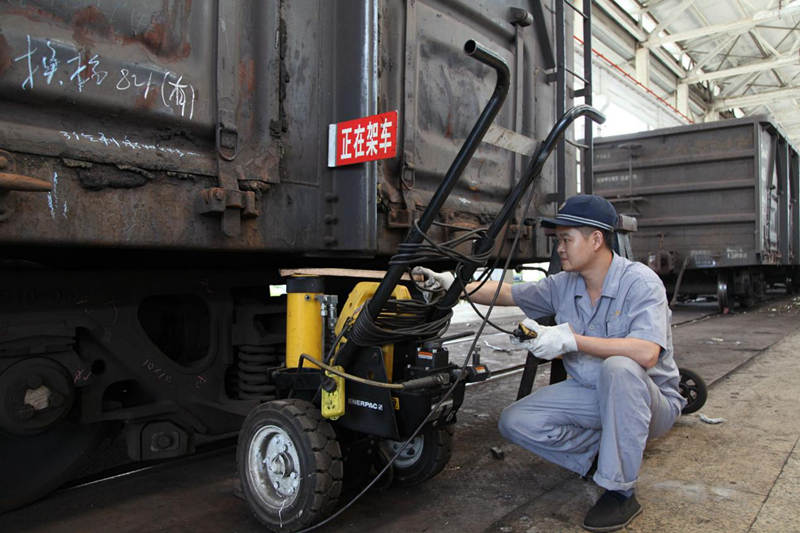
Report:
510,318,578,360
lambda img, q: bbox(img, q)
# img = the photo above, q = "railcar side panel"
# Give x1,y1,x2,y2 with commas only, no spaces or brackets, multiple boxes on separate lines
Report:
0,0,566,262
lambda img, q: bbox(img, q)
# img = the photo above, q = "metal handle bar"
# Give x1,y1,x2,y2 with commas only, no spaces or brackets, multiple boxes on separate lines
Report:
351,40,510,346
433,104,606,313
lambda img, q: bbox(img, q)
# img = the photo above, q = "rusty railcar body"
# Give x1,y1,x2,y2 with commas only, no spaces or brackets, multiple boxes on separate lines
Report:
0,0,569,513
593,117,800,309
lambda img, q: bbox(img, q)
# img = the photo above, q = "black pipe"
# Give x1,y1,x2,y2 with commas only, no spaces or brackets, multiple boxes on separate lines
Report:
434,104,606,312
345,40,510,351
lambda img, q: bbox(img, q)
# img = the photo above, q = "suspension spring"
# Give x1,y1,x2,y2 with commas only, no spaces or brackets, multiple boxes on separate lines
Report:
236,345,280,400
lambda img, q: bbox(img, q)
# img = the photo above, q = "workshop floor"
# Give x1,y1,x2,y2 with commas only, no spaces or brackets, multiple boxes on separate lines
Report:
2,298,799,532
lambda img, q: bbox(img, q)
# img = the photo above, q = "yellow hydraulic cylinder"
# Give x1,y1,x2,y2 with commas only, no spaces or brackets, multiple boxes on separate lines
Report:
286,276,324,368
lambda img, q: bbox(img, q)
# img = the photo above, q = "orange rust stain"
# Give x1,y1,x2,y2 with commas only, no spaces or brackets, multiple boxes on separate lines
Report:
141,22,168,54
238,59,255,94
133,21,191,60
444,111,453,139
71,6,112,48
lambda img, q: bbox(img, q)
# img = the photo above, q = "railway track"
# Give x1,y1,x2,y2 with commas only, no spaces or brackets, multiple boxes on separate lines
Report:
9,293,793,518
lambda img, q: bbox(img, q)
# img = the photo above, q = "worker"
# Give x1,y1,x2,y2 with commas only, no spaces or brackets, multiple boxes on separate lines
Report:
413,194,685,532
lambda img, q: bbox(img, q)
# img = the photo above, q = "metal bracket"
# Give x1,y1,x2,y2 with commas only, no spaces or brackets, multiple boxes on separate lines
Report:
529,0,556,71
198,187,259,230
387,206,413,228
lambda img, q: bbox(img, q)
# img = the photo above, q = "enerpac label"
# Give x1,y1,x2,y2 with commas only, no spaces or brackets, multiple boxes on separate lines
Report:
328,110,398,167
347,397,384,412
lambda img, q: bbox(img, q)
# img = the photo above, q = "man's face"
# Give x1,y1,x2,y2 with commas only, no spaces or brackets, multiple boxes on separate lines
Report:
555,226,598,272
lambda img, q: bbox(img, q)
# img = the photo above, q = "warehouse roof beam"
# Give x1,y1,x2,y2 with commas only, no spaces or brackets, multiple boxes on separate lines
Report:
594,0,688,78
649,0,696,38
644,1,800,49
712,86,800,110
686,50,800,83
689,33,744,74
628,0,673,17
721,71,762,97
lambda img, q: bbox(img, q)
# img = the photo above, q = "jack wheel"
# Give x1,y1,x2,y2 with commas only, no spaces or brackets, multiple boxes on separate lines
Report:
383,424,454,487
237,399,342,532
679,367,707,415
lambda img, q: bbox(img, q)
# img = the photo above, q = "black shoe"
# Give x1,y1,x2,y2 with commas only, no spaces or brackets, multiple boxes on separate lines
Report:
582,490,642,532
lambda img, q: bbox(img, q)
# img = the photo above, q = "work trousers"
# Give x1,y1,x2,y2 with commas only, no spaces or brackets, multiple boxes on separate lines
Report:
498,355,681,492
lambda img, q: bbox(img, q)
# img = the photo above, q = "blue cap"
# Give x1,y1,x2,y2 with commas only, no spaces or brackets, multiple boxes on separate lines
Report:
539,194,618,231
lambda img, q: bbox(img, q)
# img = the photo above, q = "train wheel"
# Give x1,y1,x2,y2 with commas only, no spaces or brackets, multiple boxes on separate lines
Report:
382,424,454,487
679,367,708,415
0,357,108,513
716,273,731,313
237,399,343,532
0,421,107,513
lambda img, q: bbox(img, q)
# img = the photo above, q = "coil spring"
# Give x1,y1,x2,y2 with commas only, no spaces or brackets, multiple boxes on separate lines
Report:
236,345,280,400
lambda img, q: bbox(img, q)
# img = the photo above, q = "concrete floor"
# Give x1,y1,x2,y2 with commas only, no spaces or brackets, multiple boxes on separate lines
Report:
3,297,800,532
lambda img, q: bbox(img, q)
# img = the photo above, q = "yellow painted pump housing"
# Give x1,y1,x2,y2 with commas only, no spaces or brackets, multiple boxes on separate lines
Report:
334,281,411,382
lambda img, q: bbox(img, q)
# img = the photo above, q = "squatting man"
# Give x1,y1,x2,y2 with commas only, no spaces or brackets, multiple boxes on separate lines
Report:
414,194,685,532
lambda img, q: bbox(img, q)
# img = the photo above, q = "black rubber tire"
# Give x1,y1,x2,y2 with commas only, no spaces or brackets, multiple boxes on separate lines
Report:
384,424,454,488
679,367,708,415
237,399,343,532
0,420,107,513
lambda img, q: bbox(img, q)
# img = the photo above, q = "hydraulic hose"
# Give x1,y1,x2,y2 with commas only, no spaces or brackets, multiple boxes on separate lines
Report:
299,353,450,390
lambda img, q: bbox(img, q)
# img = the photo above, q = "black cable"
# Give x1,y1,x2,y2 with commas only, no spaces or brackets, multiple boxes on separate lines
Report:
347,217,494,348
347,299,453,346
461,287,514,335
390,220,492,267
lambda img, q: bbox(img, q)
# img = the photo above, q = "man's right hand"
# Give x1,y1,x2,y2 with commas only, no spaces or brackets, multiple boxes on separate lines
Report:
510,318,577,360
411,267,455,293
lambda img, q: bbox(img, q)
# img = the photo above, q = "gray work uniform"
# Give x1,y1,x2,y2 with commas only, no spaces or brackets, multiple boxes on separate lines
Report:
499,253,686,492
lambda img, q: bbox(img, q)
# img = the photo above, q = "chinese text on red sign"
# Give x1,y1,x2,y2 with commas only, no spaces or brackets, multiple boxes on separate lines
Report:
328,111,398,167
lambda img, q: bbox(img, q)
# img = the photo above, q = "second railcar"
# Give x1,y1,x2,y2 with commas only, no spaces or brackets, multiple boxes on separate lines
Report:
593,116,800,309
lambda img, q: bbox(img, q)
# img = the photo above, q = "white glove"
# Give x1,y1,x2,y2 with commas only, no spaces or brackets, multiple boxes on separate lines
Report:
510,318,577,360
411,267,455,292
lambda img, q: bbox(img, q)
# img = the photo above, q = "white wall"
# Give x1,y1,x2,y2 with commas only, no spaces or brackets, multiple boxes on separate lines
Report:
574,42,688,138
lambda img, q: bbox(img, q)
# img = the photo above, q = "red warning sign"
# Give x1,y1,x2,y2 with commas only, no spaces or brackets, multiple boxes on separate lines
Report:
328,110,398,167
